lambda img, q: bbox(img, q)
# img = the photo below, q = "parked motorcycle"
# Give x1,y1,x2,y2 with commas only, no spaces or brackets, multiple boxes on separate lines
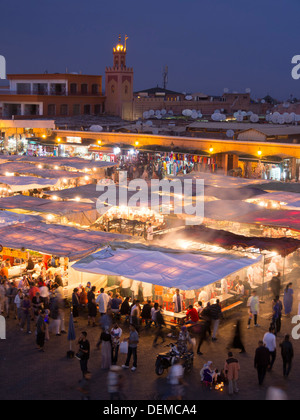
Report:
155,343,194,376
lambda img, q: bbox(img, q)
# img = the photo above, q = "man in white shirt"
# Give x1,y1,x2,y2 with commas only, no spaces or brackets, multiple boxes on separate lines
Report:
173,289,184,313
96,288,110,316
247,291,260,328
263,327,277,371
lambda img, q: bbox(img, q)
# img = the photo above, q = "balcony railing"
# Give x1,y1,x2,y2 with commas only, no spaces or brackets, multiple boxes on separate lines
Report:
1,90,103,96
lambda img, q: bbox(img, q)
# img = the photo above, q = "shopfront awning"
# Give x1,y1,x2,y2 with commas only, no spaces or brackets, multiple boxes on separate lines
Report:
72,244,261,290
0,222,130,261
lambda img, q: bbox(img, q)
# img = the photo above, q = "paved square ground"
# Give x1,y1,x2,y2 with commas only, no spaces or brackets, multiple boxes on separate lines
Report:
0,291,299,400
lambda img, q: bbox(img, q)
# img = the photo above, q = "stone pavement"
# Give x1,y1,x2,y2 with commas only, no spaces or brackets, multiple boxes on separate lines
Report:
0,292,300,401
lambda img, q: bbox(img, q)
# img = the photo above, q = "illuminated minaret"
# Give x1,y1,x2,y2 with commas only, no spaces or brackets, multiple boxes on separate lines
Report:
105,34,133,119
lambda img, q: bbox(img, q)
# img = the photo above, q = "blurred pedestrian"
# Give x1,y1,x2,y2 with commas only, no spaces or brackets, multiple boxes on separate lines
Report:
87,286,97,327
283,283,294,317
247,291,260,329
108,365,125,400
280,334,294,378
254,341,270,386
229,319,246,354
153,306,166,347
224,352,240,395
122,324,139,372
36,309,46,352
263,327,277,371
77,331,90,378
97,327,112,370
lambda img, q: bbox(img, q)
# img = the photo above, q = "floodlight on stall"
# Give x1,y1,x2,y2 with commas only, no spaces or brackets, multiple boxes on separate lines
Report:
5,172,14,176
38,165,43,169
47,214,54,221
75,196,81,202
52,195,58,201
84,176,90,181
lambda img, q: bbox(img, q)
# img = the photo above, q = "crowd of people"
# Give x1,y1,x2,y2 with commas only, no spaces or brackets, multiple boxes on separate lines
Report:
1,263,298,400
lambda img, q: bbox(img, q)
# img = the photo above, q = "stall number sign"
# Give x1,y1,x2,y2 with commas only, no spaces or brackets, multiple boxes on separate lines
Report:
1,247,27,259
66,137,82,144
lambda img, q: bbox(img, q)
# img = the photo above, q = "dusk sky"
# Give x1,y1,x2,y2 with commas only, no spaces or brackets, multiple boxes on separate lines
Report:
1,0,300,101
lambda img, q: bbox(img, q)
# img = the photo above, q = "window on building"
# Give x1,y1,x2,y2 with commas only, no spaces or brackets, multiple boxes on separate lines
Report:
83,104,91,115
73,104,80,116
24,104,40,116
92,84,99,94
111,85,115,94
3,103,21,117
33,83,48,95
70,83,77,94
16,83,31,94
94,104,102,115
50,84,66,95
48,104,56,116
60,104,68,116
81,84,88,95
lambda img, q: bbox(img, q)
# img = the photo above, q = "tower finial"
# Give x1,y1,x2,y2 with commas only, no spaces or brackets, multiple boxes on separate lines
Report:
118,33,121,43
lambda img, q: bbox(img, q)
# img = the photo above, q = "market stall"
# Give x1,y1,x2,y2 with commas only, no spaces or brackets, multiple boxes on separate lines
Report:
0,221,130,295
0,195,99,227
71,243,263,312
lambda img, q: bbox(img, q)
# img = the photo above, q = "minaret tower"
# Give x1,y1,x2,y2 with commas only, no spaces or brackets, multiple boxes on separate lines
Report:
105,34,134,119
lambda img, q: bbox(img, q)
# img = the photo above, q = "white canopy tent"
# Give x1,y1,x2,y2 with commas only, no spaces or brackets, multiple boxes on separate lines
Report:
72,245,261,291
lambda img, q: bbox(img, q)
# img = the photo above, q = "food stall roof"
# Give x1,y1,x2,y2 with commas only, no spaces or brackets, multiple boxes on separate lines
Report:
0,210,42,226
0,162,87,179
0,155,118,171
183,226,300,257
0,176,59,192
247,192,300,208
45,183,107,202
204,200,262,220
236,209,300,232
72,244,261,291
0,222,130,261
0,195,96,215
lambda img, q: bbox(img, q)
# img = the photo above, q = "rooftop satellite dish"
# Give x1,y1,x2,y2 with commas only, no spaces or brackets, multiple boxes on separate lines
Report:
250,114,259,123
191,111,198,119
283,102,290,109
149,109,155,116
156,114,162,119
284,113,293,123
226,129,234,138
161,109,167,115
224,88,229,93
155,110,161,116
143,111,150,119
145,121,153,127
245,88,251,93
89,125,103,132
261,99,266,104
278,115,285,125
185,95,193,100
168,110,174,115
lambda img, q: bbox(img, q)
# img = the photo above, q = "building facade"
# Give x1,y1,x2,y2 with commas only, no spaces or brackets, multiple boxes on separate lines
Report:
0,73,105,118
